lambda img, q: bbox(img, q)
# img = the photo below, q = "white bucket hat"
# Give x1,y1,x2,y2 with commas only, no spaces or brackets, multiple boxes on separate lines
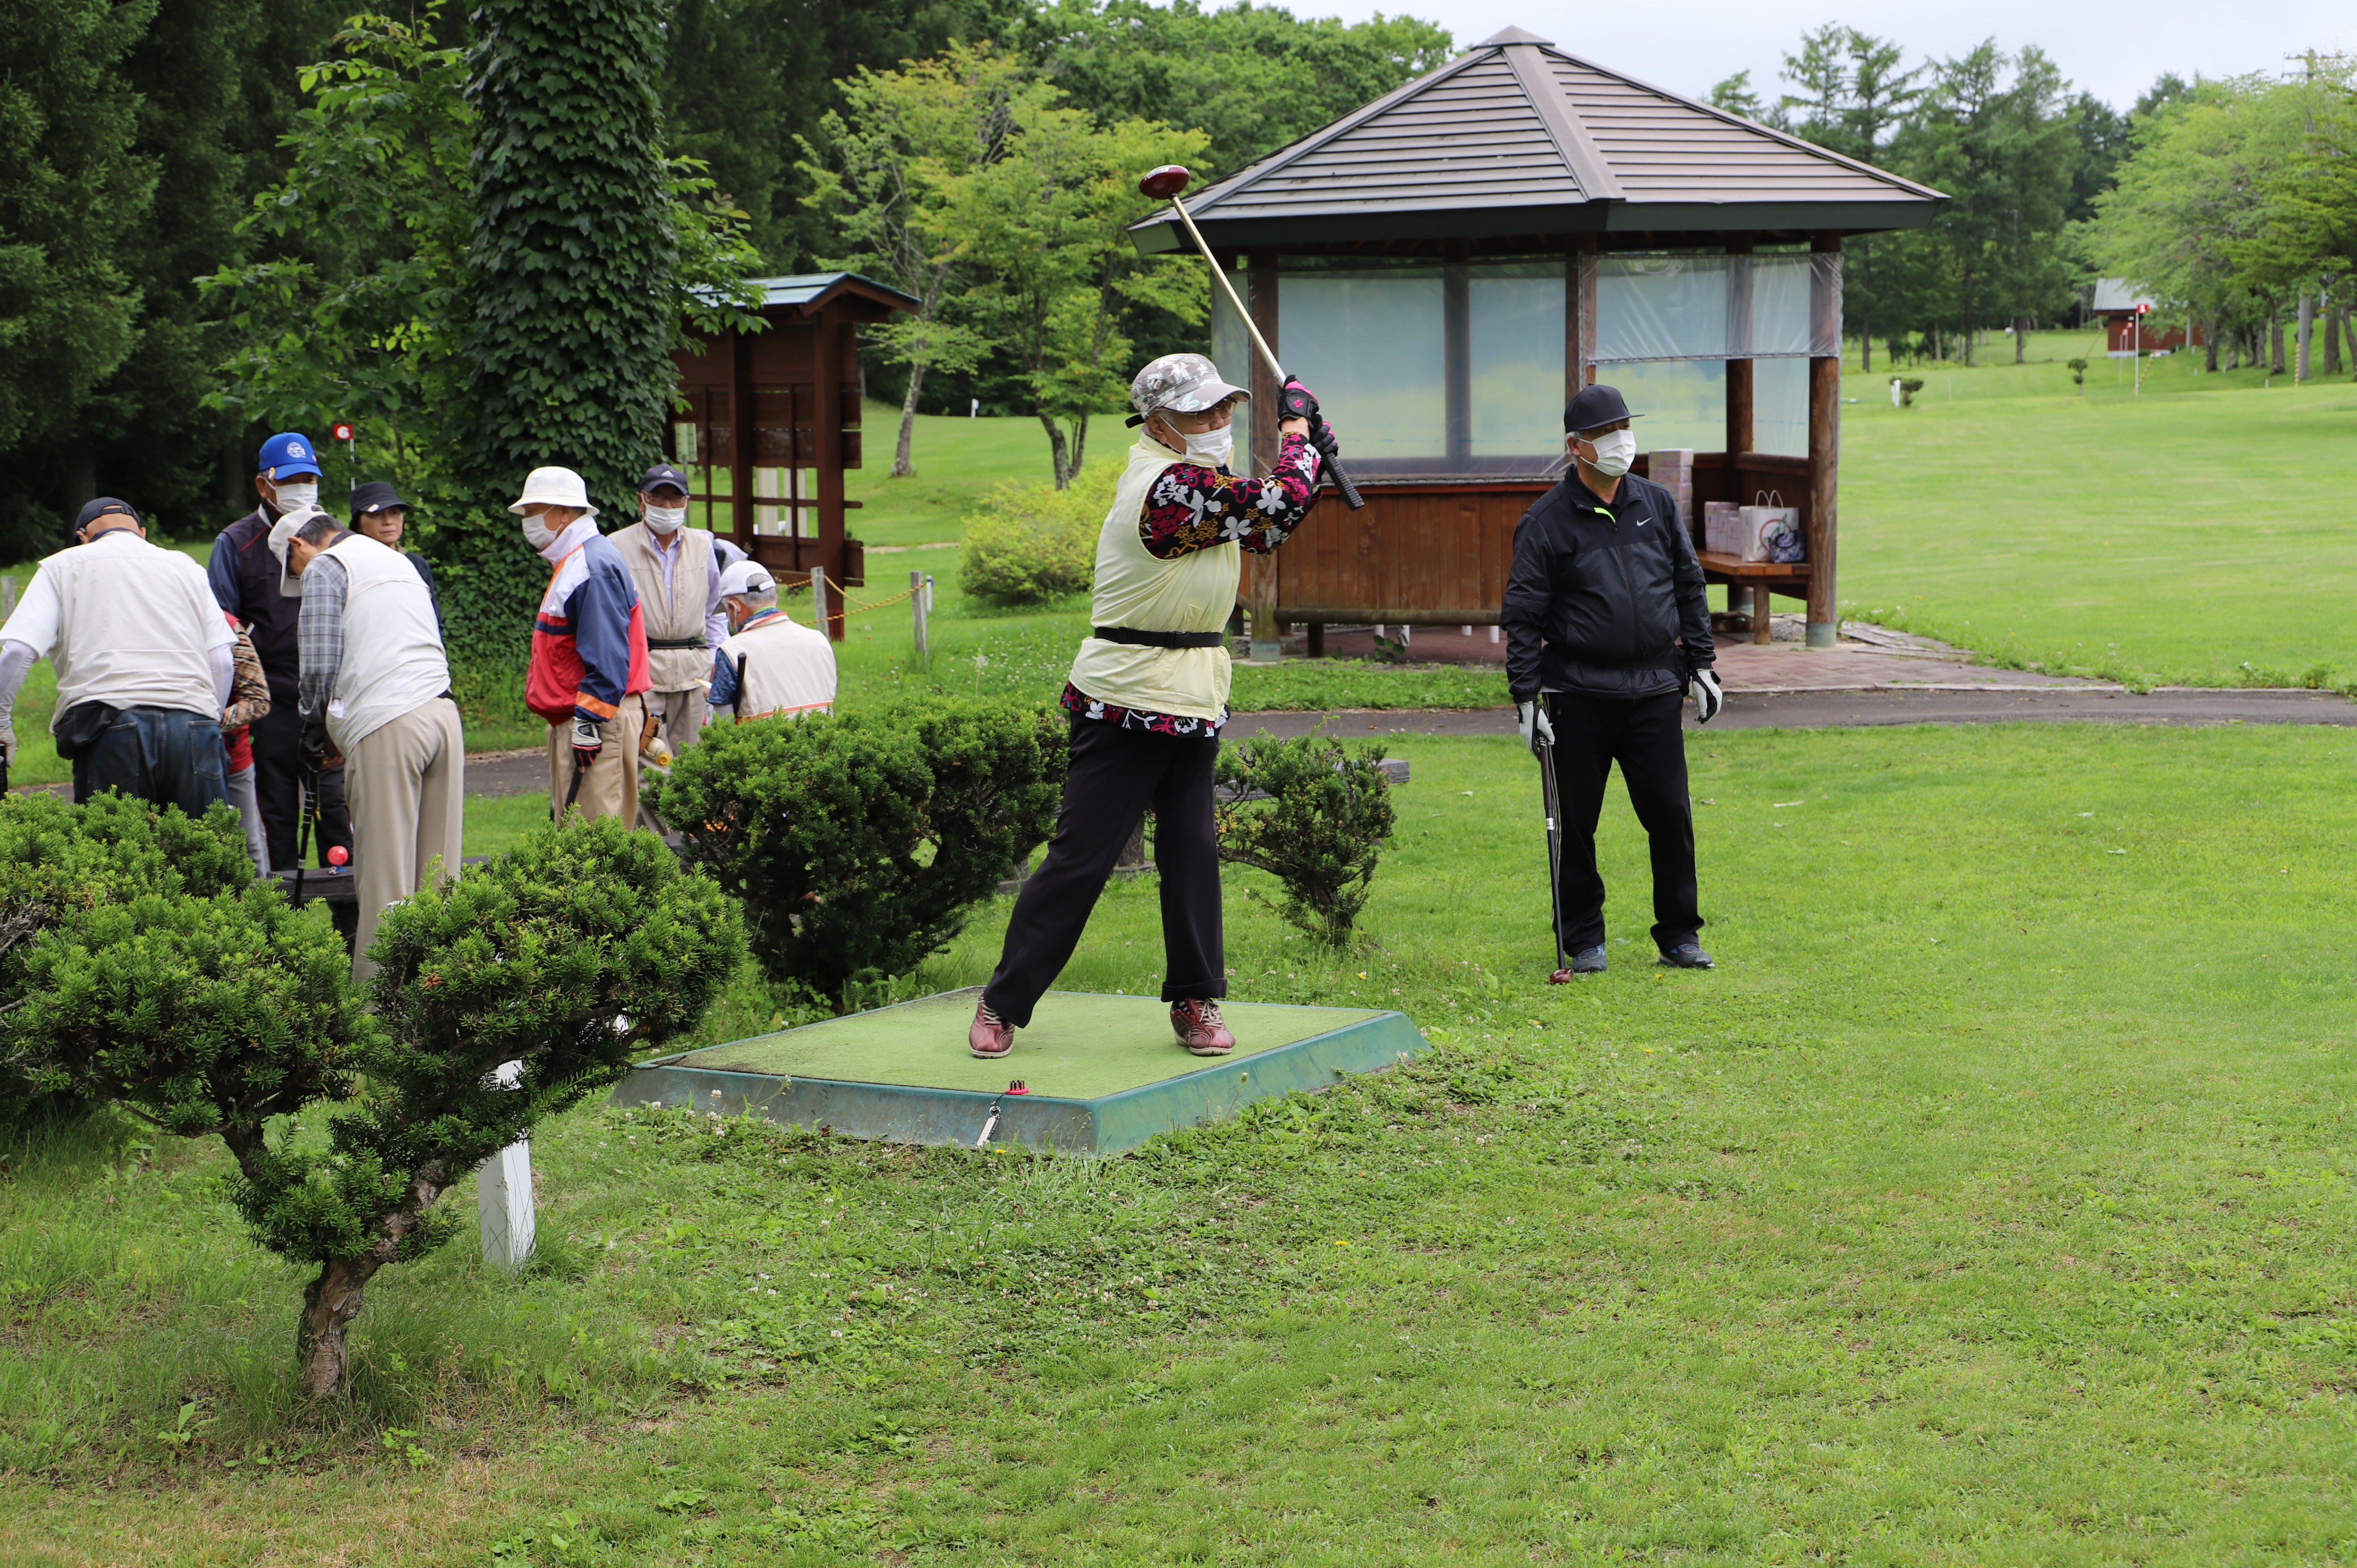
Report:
508,466,598,520
266,506,335,598
718,560,776,599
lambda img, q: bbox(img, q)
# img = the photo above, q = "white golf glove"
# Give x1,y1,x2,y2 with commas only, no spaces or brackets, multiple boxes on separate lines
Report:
1690,667,1724,724
1516,698,1555,751
0,725,14,767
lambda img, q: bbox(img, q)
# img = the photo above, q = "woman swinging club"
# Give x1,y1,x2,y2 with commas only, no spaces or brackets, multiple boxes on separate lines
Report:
967,353,1335,1059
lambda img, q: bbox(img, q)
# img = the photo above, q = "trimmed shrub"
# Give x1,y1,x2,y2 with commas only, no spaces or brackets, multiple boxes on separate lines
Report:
1214,733,1396,948
656,700,1066,1004
0,792,255,1122
959,464,1114,607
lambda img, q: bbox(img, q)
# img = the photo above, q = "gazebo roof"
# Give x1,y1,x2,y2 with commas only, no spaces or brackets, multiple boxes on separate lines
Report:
742,272,921,314
1131,27,1945,253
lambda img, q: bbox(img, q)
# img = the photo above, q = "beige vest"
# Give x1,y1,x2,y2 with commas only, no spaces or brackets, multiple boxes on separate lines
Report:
610,522,715,691
718,612,837,721
39,534,222,722
1065,436,1239,719
318,533,449,750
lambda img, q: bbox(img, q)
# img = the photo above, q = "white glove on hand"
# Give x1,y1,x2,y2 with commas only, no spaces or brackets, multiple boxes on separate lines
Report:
1516,698,1555,751
0,726,14,767
569,714,605,765
1690,667,1724,725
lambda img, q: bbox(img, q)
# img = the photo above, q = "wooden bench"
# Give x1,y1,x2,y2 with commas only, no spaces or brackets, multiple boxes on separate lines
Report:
1697,551,1811,645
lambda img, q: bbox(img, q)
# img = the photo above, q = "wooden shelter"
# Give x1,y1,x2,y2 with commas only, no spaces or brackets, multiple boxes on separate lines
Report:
663,272,918,640
1128,27,1944,653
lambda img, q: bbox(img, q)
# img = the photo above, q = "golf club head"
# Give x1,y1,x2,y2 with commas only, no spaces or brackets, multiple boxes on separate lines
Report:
1548,968,1577,985
1138,164,1192,200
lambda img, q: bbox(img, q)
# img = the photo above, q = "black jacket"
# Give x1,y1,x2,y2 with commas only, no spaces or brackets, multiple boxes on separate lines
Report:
207,508,302,702
1501,470,1713,701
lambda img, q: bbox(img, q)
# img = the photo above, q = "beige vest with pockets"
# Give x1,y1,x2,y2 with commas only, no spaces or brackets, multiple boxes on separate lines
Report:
1064,435,1237,720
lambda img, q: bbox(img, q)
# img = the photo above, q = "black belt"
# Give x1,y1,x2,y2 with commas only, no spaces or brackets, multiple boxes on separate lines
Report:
1092,626,1225,649
644,637,709,650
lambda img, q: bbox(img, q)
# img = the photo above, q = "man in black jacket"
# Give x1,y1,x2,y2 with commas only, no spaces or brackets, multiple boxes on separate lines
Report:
1501,384,1724,976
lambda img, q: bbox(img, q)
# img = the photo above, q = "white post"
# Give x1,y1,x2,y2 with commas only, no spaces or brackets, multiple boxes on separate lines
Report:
910,568,929,663
811,565,829,629
0,577,15,620
477,1060,534,1272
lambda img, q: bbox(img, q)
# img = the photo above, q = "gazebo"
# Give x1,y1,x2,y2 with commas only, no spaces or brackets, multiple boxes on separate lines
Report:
662,272,920,640
1128,27,1944,654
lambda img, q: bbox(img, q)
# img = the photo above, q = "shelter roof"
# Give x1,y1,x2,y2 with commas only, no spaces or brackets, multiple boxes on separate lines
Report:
741,273,921,315
1131,27,1946,252
2090,278,2155,314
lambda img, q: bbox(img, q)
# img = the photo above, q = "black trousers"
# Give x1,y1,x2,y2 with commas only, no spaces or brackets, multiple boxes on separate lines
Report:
982,717,1225,1028
1545,688,1701,954
250,700,354,871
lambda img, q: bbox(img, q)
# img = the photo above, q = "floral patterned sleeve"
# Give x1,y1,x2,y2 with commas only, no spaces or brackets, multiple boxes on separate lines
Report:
1139,431,1322,559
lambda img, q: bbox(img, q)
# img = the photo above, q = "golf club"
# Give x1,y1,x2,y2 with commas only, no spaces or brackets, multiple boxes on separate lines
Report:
294,764,316,907
1536,732,1574,983
1138,165,1366,510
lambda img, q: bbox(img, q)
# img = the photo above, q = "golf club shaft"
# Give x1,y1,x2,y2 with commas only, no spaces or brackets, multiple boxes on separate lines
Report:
1164,193,1367,510
1537,735,1566,972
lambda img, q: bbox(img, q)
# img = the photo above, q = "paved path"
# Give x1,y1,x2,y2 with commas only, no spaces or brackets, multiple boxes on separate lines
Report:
1224,687,2357,742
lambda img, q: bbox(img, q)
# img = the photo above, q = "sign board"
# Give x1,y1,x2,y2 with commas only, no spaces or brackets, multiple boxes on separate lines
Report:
331,423,355,441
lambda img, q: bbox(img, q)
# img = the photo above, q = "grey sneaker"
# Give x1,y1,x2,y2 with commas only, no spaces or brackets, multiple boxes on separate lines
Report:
1657,943,1714,970
1570,945,1607,974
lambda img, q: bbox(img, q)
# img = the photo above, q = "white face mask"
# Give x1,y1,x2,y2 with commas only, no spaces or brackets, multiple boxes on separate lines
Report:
1179,425,1233,467
645,504,687,535
521,514,559,551
272,481,320,513
1579,428,1636,479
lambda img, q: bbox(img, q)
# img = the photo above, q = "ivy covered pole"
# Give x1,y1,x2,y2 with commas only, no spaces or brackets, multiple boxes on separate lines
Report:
463,0,677,516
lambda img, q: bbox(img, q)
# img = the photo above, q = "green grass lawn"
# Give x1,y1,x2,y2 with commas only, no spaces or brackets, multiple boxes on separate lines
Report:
849,401,1073,550
11,722,2357,1563
1837,327,2357,688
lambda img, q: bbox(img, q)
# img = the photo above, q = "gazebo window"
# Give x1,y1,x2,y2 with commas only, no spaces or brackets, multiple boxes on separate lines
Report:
1210,250,1837,475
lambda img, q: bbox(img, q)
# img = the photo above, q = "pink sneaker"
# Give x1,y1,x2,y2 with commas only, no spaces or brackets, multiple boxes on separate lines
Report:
1169,999,1234,1056
969,1001,1013,1059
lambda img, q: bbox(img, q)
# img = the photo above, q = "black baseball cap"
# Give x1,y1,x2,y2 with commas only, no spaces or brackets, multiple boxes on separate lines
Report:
351,480,406,517
1563,383,1638,434
74,497,141,535
639,463,690,496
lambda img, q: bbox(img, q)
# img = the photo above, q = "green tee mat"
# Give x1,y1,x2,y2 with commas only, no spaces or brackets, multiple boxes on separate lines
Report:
615,988,1428,1154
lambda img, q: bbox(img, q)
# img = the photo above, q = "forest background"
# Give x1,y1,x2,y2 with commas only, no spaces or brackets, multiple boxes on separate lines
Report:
3,0,2350,567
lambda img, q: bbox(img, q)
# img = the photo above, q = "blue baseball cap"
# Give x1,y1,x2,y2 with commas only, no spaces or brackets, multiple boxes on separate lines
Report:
257,432,322,480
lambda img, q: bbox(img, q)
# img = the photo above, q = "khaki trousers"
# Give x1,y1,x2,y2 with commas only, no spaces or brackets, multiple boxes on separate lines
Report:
548,697,644,827
348,697,466,982
647,685,709,753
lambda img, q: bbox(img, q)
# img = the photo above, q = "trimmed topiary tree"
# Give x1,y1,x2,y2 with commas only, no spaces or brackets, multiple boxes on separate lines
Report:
16,815,742,1396
1215,733,1396,948
656,700,1066,1005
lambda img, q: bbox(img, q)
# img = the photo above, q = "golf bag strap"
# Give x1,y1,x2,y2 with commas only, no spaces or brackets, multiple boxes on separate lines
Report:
1093,625,1225,650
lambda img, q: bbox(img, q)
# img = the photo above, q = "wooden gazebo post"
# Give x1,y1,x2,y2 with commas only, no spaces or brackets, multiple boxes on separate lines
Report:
1806,233,1843,646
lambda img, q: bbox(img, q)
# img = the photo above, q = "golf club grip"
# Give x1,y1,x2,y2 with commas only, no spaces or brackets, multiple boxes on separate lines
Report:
1325,452,1366,510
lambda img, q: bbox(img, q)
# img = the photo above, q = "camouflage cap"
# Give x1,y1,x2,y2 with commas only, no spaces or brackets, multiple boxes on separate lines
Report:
1129,352,1250,420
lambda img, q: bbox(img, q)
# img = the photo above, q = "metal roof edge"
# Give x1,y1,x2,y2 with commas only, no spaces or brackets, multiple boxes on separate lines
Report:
1158,198,1939,250
1535,44,1951,205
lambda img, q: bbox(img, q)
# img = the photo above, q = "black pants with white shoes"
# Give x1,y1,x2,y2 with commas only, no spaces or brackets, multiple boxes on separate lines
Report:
1545,689,1701,955
981,717,1224,1028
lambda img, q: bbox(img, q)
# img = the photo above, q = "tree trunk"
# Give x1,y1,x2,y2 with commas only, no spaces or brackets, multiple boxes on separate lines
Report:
2324,300,2343,377
1069,413,1090,480
1037,414,1072,489
2204,320,2219,373
2269,313,2286,376
894,362,926,478
1861,306,1872,373
2296,292,2314,382
297,1255,384,1397
2014,316,2028,364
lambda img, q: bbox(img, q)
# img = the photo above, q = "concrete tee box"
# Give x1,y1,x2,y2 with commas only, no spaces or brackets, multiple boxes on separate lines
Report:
615,988,1429,1155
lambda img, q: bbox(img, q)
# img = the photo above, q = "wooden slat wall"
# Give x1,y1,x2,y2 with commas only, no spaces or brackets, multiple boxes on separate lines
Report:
1276,483,1545,624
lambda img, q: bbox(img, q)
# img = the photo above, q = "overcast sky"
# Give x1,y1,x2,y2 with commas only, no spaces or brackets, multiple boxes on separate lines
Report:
1316,0,2348,112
